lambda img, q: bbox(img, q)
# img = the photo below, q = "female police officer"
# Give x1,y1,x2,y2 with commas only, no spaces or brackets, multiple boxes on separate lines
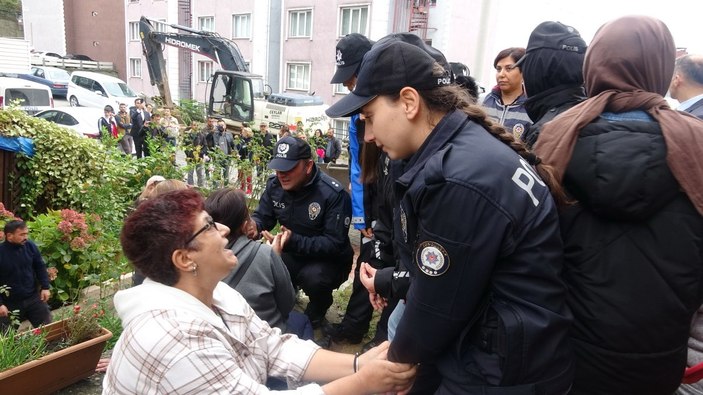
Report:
326,39,573,394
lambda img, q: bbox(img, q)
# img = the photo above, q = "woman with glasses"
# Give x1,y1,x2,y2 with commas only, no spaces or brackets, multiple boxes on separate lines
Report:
103,189,416,394
481,47,532,140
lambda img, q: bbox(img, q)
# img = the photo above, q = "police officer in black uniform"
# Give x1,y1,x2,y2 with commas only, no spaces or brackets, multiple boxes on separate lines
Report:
251,136,353,328
327,39,573,394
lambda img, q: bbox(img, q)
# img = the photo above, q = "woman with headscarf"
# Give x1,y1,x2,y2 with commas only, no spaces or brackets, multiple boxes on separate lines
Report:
104,189,417,394
535,15,703,395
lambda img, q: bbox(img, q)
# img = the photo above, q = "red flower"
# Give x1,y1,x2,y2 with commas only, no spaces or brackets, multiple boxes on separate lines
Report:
73,305,81,314
32,328,42,335
57,220,73,234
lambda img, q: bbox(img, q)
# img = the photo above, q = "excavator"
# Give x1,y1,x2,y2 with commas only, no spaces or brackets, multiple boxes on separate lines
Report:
139,16,328,131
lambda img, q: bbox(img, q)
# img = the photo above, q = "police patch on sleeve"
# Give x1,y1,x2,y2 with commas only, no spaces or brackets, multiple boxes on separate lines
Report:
400,207,408,243
308,202,321,220
344,216,351,226
416,241,450,276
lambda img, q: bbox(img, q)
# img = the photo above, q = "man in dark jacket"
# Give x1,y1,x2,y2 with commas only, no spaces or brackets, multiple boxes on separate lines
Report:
323,129,341,164
519,21,587,148
130,98,151,158
0,220,52,331
669,54,703,118
251,136,353,327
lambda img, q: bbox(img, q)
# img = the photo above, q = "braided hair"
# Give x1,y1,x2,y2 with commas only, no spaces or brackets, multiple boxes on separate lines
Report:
416,64,570,206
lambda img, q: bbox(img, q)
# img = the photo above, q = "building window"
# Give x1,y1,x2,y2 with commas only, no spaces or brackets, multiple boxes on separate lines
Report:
333,83,350,95
198,61,214,82
332,119,349,142
287,63,310,91
128,21,140,41
232,14,251,39
198,16,215,32
155,19,168,33
129,58,141,78
340,6,369,36
289,9,312,38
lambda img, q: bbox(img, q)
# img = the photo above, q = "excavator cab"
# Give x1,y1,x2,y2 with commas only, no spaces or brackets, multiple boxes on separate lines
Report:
208,71,258,123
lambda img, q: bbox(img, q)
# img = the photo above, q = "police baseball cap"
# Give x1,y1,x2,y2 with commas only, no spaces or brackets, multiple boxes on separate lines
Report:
330,33,375,84
326,40,452,118
268,136,312,171
515,21,587,66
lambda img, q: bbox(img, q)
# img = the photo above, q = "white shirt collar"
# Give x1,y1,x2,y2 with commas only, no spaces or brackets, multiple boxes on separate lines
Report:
677,92,703,111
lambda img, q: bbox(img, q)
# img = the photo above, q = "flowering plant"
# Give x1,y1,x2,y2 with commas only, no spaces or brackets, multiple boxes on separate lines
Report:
0,202,21,241
0,285,48,372
27,209,106,304
0,300,107,373
64,303,104,346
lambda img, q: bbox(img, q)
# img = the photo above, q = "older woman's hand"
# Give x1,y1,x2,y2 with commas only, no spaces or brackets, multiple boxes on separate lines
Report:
355,354,417,394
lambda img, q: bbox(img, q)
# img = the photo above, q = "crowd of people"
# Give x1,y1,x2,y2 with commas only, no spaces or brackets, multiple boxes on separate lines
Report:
3,13,703,395
94,99,344,192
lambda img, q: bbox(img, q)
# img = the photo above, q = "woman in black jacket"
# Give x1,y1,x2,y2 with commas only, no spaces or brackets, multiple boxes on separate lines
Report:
536,16,703,395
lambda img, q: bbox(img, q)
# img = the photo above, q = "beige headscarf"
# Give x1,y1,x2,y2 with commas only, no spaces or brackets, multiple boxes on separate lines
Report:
535,15,703,215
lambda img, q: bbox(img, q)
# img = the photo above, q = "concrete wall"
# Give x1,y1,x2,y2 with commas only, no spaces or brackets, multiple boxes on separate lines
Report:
21,0,66,54
64,0,127,81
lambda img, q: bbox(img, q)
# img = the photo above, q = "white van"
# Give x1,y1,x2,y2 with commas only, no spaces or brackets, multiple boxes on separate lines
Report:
0,76,54,115
258,93,329,133
67,71,139,109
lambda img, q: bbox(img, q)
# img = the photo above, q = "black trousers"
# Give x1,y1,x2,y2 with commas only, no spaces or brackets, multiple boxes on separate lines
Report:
281,252,351,321
133,136,148,158
0,294,52,332
340,238,396,337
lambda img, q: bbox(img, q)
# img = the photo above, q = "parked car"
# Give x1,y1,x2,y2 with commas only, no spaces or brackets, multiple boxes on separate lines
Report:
63,54,94,62
18,66,70,97
0,76,54,115
30,50,63,60
67,71,139,109
34,107,104,138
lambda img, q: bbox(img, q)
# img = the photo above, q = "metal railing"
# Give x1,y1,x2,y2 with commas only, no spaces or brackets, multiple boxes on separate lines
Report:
30,55,114,71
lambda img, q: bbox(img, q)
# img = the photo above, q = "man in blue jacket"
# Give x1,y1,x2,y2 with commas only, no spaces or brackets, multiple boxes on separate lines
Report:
0,220,52,331
251,136,353,327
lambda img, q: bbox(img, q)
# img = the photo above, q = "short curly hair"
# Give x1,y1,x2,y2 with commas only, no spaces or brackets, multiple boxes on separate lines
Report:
121,189,203,285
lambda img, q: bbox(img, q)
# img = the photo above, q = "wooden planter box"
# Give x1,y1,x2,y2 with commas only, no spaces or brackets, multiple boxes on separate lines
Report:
0,319,112,395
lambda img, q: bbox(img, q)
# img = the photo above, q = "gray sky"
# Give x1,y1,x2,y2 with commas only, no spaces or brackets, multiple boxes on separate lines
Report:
478,0,700,85
492,0,700,52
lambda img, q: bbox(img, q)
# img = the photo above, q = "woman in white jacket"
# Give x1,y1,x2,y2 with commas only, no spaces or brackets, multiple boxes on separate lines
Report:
103,189,415,394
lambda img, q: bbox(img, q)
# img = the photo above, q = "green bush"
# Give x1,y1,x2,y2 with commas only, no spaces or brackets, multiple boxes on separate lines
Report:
0,107,184,304
27,209,121,305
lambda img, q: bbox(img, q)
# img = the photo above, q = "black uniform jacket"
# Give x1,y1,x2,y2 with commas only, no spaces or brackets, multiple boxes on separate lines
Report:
252,165,353,262
388,110,573,392
560,113,703,395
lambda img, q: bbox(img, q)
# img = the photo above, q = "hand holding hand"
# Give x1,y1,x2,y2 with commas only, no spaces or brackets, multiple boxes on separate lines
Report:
360,228,374,239
369,292,388,311
354,347,417,395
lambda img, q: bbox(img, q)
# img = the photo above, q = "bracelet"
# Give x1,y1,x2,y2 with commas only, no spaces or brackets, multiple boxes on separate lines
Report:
353,352,360,373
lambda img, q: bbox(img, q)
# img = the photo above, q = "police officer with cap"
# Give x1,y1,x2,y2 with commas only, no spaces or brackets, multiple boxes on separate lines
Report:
251,136,353,328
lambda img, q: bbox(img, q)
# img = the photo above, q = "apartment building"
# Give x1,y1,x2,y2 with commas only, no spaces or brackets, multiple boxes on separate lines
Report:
22,0,499,135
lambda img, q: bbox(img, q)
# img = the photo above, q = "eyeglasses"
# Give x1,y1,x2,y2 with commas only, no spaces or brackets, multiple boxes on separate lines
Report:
495,64,519,73
185,217,218,245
